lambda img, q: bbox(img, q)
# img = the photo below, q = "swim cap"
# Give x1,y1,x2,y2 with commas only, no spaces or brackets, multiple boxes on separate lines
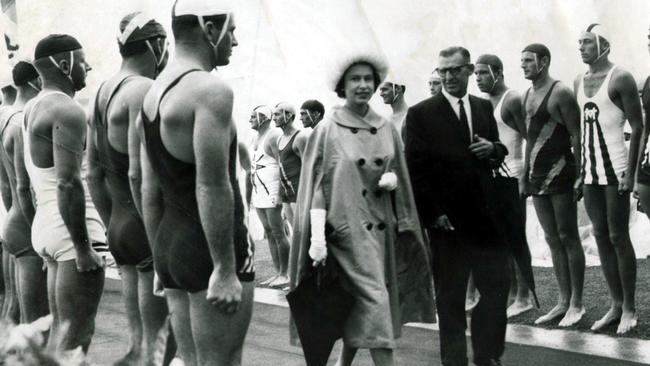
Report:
253,105,272,120
34,34,82,59
301,100,324,115
476,54,503,72
522,43,551,64
275,102,296,116
12,61,38,86
583,23,611,55
118,12,166,45
173,0,234,17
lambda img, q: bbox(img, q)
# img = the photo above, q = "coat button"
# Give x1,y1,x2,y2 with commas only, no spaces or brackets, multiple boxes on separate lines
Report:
370,127,377,134
362,189,367,197
366,223,374,230
350,128,358,134
358,158,366,166
378,223,386,230
374,158,383,166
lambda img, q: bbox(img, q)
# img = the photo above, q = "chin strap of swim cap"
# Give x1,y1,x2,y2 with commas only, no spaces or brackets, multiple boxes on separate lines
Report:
145,39,168,73
198,13,231,49
27,81,41,92
586,23,611,63
532,53,545,78
487,65,499,93
49,51,75,85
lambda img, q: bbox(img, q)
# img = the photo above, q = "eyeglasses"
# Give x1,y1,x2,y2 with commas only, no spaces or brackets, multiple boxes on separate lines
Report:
435,64,471,77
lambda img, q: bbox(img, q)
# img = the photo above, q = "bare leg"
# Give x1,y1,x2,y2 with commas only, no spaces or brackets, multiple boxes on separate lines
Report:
264,206,290,287
56,260,105,353
0,246,4,310
4,253,20,323
113,265,143,365
45,261,60,351
255,208,280,285
597,186,637,333
138,269,170,365
507,259,533,318
15,256,48,323
551,193,585,327
532,195,570,324
335,344,358,366
465,272,479,312
166,289,196,366
369,348,394,366
190,281,254,366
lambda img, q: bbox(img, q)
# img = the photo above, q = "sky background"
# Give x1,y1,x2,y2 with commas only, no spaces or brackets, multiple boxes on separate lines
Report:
1,0,650,142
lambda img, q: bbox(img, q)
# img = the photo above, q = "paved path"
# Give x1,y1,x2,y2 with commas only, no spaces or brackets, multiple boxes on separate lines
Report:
87,280,648,365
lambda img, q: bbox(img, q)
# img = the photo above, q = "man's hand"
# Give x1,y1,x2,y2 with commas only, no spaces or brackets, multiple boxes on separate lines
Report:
433,214,454,231
468,135,495,160
573,177,584,202
619,173,631,195
75,247,104,272
153,272,165,297
207,270,243,313
633,182,640,199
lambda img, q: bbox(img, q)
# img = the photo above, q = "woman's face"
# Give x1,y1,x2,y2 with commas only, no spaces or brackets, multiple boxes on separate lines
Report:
343,63,375,105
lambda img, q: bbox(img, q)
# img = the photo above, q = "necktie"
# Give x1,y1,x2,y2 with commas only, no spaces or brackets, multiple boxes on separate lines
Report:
458,99,470,144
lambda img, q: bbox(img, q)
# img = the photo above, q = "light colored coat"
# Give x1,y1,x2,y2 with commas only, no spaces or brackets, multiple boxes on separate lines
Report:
289,105,435,349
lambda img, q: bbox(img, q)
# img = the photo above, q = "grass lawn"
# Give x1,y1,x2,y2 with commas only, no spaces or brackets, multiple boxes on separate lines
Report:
509,258,650,340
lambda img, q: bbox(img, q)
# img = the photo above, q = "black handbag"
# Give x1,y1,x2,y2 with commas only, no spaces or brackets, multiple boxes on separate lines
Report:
286,255,355,366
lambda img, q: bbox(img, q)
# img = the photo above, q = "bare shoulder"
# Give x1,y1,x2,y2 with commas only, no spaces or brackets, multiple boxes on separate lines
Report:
548,82,576,106
610,67,637,92
184,72,233,104
503,90,522,108
48,95,86,125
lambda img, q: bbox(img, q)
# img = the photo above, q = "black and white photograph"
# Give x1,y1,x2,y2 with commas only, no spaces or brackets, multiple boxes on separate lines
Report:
1,0,650,365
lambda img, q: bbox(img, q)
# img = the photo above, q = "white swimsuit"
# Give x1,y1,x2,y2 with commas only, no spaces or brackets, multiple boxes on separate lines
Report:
577,66,627,185
23,91,106,262
251,130,281,208
494,90,524,178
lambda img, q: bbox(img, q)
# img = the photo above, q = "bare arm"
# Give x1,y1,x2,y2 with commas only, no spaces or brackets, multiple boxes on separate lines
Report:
613,70,643,188
194,79,241,310
293,130,310,158
552,85,582,198
13,126,34,223
504,93,527,139
86,120,112,227
127,80,153,218
264,132,279,160
140,137,163,248
0,147,12,211
52,102,96,265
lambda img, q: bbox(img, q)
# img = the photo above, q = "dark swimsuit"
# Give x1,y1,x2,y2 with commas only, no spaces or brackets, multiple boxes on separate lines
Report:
94,75,153,271
142,69,254,292
525,81,576,195
637,76,650,185
278,131,301,203
0,110,38,257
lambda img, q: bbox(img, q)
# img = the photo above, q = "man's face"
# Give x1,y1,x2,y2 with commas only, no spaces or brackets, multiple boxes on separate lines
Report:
474,64,496,94
520,51,542,81
71,49,91,91
249,111,265,130
379,82,396,105
342,63,375,105
299,109,319,128
437,52,472,98
428,76,442,96
215,15,238,66
647,29,650,55
272,108,293,128
578,32,600,64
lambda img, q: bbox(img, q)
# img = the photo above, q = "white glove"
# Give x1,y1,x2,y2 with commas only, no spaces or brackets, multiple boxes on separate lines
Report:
378,172,398,191
308,208,327,266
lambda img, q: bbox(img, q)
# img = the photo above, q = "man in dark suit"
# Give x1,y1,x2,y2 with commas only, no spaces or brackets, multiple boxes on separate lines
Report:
405,46,510,366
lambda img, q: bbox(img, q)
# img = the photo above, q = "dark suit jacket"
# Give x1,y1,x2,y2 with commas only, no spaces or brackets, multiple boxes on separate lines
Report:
405,93,507,243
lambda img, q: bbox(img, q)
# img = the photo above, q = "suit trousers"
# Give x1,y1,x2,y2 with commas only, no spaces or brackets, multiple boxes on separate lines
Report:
430,229,510,366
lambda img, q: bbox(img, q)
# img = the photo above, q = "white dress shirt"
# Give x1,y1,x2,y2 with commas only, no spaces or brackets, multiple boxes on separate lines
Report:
441,88,473,139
